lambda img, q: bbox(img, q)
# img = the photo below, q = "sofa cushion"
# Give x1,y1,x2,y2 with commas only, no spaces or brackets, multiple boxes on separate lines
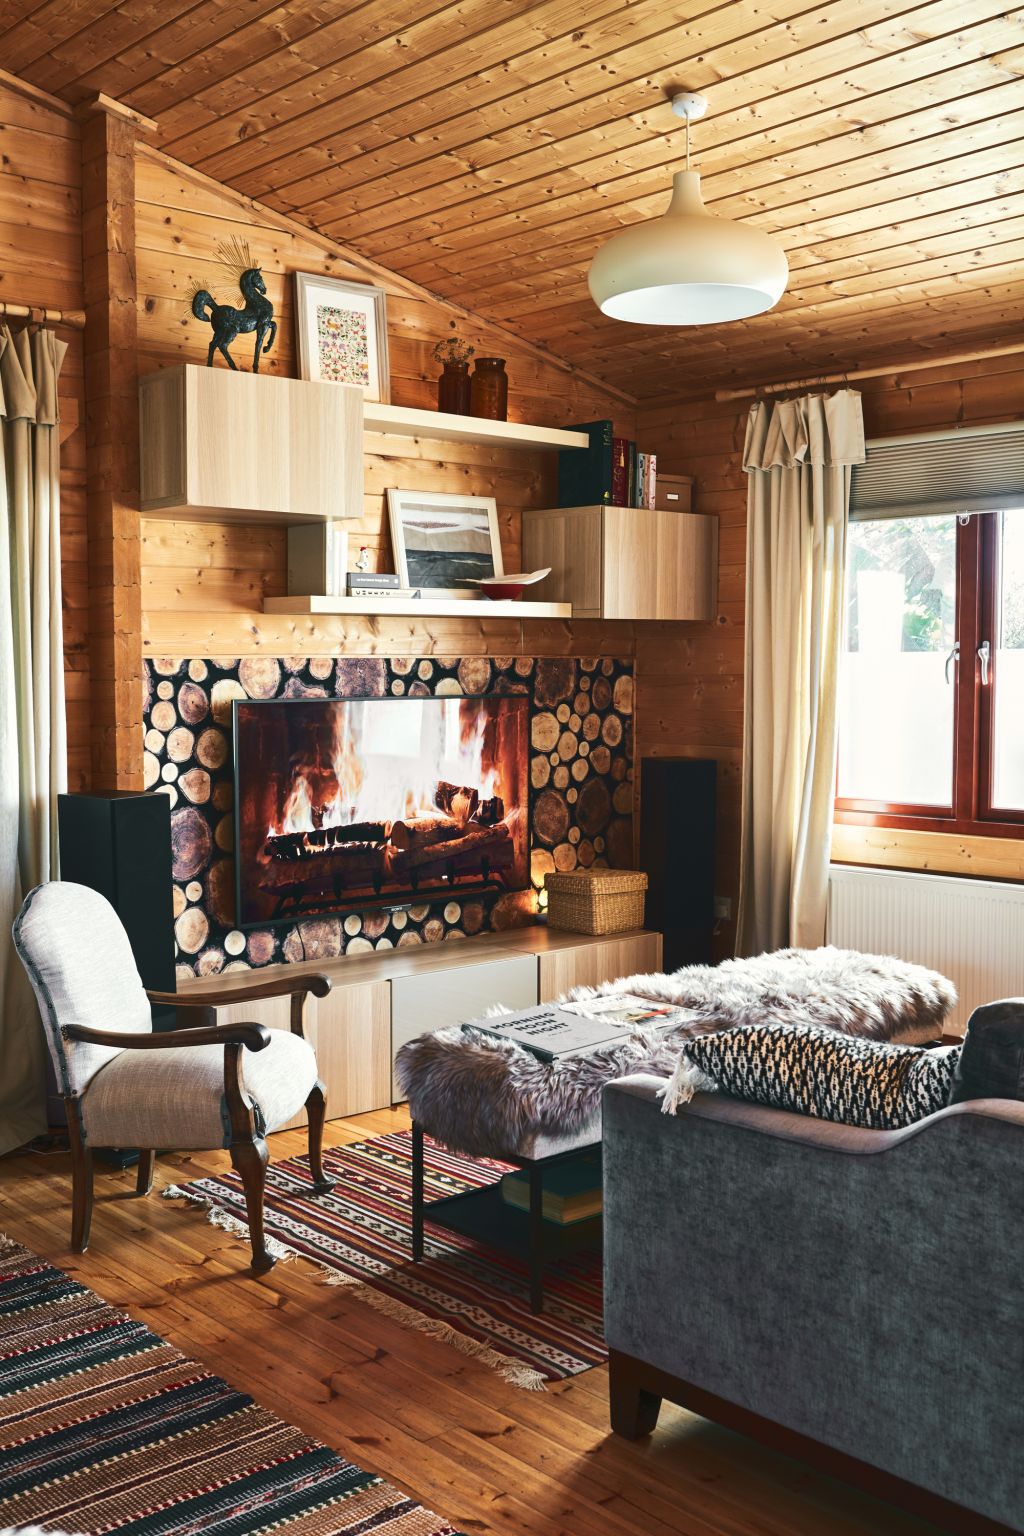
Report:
949,999,1024,1104
662,1023,961,1130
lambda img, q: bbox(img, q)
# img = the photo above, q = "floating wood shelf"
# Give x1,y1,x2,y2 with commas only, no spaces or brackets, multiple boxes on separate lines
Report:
363,401,589,451
263,594,572,618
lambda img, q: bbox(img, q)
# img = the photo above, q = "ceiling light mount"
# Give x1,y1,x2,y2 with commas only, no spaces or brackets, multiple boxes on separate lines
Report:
669,91,708,123
588,92,789,327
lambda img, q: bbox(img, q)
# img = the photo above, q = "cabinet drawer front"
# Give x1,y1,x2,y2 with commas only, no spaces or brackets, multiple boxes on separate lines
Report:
391,955,538,1100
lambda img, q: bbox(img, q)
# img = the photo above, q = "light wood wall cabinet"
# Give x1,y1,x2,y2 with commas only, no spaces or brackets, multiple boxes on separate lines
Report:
523,505,717,621
139,364,364,524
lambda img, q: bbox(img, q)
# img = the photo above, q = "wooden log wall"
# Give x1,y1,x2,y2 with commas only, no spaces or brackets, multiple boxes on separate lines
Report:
636,352,1024,955
0,79,89,791
134,146,638,665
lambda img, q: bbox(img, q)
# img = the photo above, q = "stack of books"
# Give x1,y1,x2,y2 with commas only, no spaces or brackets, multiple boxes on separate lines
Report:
557,420,658,510
500,1154,603,1226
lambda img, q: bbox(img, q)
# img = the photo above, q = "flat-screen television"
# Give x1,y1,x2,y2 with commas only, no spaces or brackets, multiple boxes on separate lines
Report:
233,693,530,927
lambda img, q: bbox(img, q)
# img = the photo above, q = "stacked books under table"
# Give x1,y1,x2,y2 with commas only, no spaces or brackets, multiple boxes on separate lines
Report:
501,1154,603,1226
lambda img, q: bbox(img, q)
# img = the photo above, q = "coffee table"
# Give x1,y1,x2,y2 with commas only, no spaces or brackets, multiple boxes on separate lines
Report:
410,1122,602,1313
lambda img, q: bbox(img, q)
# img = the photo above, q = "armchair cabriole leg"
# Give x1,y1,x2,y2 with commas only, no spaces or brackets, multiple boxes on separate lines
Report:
306,1079,333,1194
136,1149,155,1196
65,1101,94,1253
231,1135,274,1273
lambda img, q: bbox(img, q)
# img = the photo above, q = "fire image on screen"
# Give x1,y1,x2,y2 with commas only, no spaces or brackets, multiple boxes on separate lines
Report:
233,694,530,926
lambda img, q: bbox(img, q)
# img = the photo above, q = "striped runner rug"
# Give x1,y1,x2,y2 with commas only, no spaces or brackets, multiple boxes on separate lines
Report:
166,1131,605,1390
0,1235,459,1534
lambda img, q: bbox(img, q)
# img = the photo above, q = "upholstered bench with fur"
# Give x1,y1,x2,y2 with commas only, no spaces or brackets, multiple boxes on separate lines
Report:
395,947,956,1160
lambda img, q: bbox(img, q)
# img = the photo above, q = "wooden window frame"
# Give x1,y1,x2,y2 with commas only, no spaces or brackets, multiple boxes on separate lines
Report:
835,511,1024,840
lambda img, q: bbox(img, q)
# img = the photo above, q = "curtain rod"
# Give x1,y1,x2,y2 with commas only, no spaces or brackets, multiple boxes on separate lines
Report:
714,343,1024,403
0,300,86,331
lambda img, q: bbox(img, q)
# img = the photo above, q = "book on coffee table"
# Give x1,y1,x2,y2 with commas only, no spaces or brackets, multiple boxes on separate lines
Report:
462,994,689,1063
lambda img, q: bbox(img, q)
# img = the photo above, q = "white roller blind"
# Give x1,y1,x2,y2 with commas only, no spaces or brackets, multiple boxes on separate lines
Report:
850,421,1024,521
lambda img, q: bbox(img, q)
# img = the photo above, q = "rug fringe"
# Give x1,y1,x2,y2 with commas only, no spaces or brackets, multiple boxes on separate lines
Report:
161,1185,548,1391
161,1185,295,1263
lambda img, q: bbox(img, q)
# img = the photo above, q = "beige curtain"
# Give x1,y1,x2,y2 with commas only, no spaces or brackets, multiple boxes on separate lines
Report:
0,324,68,1154
737,389,865,957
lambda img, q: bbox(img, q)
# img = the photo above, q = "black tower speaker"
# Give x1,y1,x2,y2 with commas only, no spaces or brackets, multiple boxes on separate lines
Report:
639,757,716,971
57,791,176,1015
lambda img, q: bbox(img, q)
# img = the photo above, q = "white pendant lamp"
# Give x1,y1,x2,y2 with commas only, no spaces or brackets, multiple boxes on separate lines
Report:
588,93,788,325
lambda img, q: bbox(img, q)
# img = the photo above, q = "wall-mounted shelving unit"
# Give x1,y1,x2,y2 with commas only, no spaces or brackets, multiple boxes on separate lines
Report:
364,400,589,451
263,594,572,619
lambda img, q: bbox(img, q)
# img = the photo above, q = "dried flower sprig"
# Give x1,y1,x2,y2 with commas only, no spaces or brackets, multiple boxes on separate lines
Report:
432,336,475,365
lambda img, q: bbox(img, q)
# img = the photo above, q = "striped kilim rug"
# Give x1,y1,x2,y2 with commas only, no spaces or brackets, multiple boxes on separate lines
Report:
0,1236,459,1534
166,1131,605,1390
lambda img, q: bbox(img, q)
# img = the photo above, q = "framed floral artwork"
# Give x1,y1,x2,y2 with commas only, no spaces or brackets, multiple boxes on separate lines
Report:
294,273,390,401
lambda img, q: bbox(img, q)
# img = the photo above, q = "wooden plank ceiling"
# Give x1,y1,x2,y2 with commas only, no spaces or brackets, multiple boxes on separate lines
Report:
4,0,1023,401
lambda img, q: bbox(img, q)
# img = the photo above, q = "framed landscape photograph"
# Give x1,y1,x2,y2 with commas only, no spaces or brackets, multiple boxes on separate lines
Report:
294,272,390,401
387,489,504,594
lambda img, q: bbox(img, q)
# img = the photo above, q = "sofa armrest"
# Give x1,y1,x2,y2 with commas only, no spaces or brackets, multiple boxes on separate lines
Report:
607,1073,1024,1155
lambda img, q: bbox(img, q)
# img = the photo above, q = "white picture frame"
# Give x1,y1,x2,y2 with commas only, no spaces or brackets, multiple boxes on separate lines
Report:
387,489,504,596
294,272,390,402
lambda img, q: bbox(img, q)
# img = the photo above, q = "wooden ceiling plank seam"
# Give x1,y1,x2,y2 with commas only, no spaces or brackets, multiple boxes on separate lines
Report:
495,255,1024,348
124,0,450,127
358,20,1024,266
333,70,1024,250
12,0,206,94
389,145,1024,284
330,80,1024,244
268,0,854,210
394,175,1024,293
411,186,1024,308
452,207,1024,317
573,297,1024,387
0,0,114,75
485,230,1024,329
163,0,633,171
297,45,1024,244
349,91,1024,270
61,1,367,113
133,141,637,406
259,0,1018,223
308,3,1023,241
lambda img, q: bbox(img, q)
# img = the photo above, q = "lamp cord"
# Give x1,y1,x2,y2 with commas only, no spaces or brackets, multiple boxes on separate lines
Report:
685,114,690,170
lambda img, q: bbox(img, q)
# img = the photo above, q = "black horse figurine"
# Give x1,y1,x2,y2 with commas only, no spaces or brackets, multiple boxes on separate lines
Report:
191,264,277,373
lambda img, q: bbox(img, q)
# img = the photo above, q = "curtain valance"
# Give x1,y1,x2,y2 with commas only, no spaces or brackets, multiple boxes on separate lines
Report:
0,324,66,425
743,388,866,473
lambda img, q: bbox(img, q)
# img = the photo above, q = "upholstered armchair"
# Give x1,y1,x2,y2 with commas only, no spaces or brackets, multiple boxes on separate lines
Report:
13,881,333,1273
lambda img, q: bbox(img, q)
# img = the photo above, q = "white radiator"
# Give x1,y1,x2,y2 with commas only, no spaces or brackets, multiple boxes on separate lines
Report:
826,864,1024,1036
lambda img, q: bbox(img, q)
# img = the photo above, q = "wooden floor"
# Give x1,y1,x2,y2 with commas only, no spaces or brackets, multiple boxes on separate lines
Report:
0,1109,942,1536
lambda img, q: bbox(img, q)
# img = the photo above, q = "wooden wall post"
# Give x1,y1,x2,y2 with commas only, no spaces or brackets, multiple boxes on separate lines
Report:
79,97,153,790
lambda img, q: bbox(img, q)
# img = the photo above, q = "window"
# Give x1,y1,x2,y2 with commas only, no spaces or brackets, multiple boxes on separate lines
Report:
836,509,1024,835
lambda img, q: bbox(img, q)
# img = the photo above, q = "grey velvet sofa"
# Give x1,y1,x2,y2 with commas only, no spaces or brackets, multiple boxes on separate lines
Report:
603,1076,1024,1536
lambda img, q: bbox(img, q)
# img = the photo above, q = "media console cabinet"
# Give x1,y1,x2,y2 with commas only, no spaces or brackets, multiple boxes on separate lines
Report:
178,925,662,1125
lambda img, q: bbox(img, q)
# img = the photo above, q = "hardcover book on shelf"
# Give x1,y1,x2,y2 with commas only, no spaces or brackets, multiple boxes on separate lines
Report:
347,571,401,590
557,419,613,507
462,994,690,1062
611,436,630,507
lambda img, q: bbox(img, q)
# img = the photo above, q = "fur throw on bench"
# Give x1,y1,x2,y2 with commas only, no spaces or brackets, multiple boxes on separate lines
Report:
395,947,956,1158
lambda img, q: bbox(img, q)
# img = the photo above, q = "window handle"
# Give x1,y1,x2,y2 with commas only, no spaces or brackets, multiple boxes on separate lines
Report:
945,641,960,684
978,640,991,686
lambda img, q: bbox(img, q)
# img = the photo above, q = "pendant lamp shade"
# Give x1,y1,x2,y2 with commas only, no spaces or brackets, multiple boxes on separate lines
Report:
588,170,789,325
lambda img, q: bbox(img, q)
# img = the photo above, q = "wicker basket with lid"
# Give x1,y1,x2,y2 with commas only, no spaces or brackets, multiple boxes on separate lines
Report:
544,867,647,935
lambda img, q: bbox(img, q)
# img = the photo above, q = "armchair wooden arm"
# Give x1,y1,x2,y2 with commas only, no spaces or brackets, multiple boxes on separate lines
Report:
148,972,331,1038
63,1021,272,1052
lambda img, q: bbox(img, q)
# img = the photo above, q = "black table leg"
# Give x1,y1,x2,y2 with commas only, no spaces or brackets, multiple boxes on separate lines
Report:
412,1121,424,1261
528,1160,544,1313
